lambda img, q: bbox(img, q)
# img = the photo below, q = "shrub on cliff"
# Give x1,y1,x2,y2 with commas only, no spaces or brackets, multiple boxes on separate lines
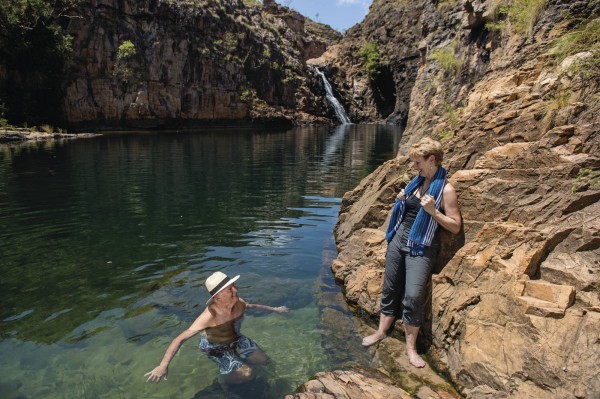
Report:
117,41,137,60
506,0,547,34
359,42,381,80
113,40,138,83
486,0,547,35
430,43,462,76
550,18,600,81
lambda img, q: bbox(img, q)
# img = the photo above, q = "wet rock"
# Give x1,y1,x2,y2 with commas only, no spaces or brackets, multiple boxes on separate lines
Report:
284,368,412,399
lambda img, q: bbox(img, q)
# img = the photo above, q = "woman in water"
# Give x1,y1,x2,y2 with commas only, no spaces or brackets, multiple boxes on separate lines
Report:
145,271,288,384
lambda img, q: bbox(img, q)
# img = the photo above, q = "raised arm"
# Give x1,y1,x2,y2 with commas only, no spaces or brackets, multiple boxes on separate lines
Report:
421,183,462,234
144,310,212,383
245,302,289,314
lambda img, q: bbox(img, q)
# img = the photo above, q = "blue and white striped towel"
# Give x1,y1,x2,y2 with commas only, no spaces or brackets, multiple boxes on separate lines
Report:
385,167,447,256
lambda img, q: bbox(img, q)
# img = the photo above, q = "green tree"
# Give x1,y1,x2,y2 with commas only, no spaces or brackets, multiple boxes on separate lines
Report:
0,0,81,126
359,42,381,80
117,40,137,60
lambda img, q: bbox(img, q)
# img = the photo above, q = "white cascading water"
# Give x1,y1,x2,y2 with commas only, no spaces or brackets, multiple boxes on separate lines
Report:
315,67,351,124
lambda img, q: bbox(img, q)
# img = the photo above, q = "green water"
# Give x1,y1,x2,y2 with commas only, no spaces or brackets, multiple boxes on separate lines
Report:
0,124,401,398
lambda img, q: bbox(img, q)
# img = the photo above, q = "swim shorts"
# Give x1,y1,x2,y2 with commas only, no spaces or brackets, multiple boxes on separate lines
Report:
198,335,260,375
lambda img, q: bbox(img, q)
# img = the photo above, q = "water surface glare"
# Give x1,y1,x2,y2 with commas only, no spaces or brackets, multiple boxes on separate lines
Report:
0,124,401,398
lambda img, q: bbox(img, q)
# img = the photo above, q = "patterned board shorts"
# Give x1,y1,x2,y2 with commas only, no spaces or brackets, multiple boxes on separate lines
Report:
198,335,260,375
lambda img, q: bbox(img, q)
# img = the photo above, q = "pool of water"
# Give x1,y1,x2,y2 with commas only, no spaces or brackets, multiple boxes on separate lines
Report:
0,124,401,398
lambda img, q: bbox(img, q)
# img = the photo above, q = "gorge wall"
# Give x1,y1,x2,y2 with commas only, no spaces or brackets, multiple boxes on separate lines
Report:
57,0,340,128
328,0,600,398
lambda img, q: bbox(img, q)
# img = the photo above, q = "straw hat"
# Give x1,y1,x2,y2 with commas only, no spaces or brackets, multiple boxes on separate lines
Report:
205,271,240,304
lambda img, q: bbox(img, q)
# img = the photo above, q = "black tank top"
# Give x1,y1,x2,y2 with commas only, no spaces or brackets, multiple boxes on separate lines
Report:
398,193,421,251
397,191,442,252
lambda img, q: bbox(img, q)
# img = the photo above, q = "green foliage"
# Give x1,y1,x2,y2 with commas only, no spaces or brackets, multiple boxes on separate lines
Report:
551,19,600,61
443,102,463,128
113,41,138,83
572,168,600,193
224,33,240,54
484,0,547,35
358,42,381,80
485,21,504,32
549,18,600,82
262,46,272,60
567,53,600,81
504,0,546,35
0,0,81,126
484,0,508,33
0,0,80,60
438,102,463,142
550,18,600,81
439,129,454,142
546,90,571,111
240,88,255,102
430,43,462,76
117,40,136,60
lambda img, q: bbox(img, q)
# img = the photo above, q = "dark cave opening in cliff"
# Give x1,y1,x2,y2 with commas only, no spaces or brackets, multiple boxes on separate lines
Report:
371,65,396,121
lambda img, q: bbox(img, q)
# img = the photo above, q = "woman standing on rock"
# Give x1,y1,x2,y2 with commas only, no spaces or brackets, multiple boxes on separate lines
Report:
362,137,462,368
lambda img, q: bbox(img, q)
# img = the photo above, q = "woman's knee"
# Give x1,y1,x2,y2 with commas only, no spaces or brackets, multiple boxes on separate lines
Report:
402,296,424,326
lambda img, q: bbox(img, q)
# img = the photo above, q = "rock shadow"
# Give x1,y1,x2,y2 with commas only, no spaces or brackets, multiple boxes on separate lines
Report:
420,225,465,353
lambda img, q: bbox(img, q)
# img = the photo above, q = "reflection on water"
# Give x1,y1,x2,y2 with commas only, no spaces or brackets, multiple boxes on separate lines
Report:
0,124,401,398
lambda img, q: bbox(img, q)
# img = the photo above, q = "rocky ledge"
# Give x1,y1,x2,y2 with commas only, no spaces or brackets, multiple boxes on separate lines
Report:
284,368,460,399
0,128,100,143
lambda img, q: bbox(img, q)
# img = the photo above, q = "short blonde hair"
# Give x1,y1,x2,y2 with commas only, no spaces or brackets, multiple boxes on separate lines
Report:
409,137,444,166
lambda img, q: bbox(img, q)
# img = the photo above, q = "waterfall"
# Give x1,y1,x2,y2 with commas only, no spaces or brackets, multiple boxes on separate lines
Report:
315,68,351,124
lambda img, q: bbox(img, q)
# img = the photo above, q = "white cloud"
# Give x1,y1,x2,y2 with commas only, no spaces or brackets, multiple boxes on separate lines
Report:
336,0,370,7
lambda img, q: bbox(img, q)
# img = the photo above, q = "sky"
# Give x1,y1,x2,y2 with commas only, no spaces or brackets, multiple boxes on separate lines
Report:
285,0,373,33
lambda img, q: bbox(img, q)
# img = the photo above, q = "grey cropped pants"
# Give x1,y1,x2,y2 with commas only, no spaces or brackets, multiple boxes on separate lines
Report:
380,231,438,327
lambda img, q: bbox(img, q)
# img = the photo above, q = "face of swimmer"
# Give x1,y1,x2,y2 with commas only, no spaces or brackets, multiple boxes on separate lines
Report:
215,283,239,304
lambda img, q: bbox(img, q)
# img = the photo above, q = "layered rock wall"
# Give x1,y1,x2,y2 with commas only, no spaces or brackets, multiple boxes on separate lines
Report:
332,1,599,398
62,0,340,128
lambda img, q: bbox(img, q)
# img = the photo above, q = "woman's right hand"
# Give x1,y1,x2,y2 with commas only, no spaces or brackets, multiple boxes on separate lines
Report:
396,189,405,201
145,365,168,382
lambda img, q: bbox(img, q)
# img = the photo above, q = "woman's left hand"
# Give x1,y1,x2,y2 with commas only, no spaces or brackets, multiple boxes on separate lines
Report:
420,194,436,215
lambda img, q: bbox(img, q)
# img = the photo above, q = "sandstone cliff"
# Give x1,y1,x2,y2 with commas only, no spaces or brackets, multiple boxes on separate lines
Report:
329,1,600,398
61,0,340,129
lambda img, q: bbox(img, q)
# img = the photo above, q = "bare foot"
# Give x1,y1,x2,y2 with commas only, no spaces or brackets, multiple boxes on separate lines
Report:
407,350,426,368
362,332,385,347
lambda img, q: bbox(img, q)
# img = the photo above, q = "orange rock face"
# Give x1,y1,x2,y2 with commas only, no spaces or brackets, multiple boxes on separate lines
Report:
330,1,600,398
